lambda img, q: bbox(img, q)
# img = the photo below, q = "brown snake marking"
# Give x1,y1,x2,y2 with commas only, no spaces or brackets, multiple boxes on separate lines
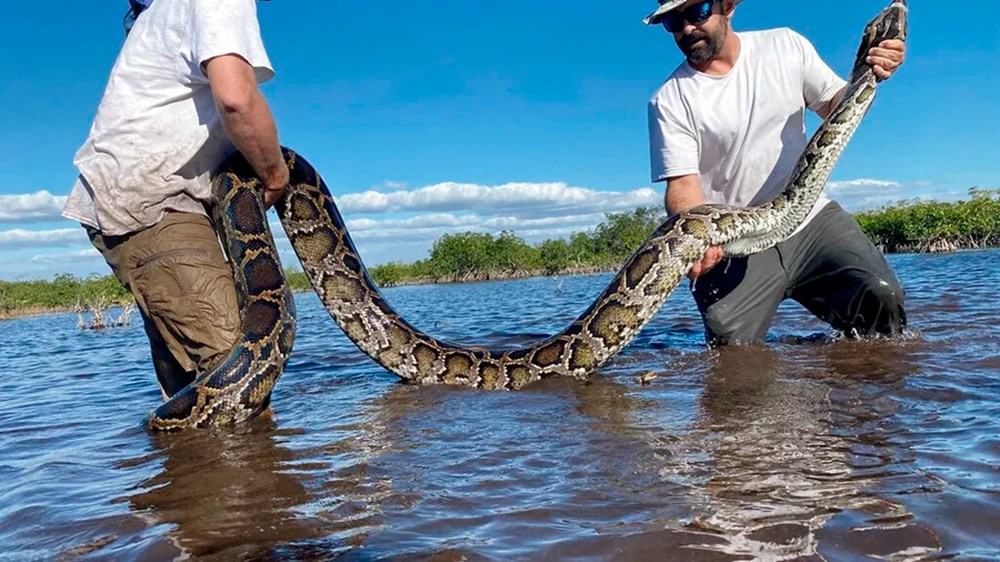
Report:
143,1,907,430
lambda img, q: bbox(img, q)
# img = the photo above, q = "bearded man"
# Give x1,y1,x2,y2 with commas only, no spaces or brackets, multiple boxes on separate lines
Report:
645,0,908,344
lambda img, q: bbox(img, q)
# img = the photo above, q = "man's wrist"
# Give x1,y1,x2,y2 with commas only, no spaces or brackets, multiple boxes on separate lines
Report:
261,167,290,192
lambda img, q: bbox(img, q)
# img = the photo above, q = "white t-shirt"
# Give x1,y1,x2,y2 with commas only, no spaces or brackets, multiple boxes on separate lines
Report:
648,28,846,236
62,0,274,236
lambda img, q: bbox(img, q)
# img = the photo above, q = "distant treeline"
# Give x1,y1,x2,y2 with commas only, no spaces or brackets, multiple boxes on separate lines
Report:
855,187,1000,253
366,206,665,286
3,189,998,318
0,270,311,320
0,273,131,318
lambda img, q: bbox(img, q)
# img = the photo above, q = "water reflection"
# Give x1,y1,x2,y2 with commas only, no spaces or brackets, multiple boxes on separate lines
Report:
680,343,940,559
124,385,434,560
123,419,322,559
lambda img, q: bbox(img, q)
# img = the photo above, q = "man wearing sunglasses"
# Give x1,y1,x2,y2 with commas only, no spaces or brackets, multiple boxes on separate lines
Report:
62,0,287,401
644,0,907,345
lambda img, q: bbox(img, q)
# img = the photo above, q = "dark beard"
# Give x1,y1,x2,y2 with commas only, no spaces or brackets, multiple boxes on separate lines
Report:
679,33,722,66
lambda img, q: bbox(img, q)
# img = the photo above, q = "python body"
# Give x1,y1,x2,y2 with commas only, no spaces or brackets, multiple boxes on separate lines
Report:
144,1,907,430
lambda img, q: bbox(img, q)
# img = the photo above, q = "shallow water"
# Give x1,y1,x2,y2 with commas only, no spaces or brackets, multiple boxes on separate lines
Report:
1,249,998,561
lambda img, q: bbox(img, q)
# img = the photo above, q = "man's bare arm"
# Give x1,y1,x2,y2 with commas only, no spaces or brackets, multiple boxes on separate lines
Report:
816,85,847,120
665,174,723,278
204,54,288,206
665,173,706,215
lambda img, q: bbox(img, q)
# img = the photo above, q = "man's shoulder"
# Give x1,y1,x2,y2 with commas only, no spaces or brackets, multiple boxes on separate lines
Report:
649,62,695,106
738,27,800,39
738,27,811,54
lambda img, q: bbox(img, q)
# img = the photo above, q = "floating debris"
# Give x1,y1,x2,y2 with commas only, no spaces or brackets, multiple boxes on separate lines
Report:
636,371,658,385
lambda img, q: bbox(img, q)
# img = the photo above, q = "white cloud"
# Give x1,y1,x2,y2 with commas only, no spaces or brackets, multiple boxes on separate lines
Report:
342,212,605,235
346,213,482,232
30,248,101,263
825,178,917,211
0,228,85,248
339,211,613,244
480,212,607,230
382,180,409,191
822,179,976,212
825,178,903,195
363,180,411,193
337,182,660,218
0,191,68,223
264,216,468,245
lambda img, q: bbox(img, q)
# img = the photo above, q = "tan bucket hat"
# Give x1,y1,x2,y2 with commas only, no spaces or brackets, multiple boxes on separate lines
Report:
643,0,743,26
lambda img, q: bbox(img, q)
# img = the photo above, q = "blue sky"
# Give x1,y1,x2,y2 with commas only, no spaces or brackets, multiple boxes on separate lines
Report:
1,0,998,281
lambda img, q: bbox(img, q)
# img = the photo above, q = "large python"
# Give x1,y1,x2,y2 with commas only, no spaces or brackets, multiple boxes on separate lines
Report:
144,0,907,430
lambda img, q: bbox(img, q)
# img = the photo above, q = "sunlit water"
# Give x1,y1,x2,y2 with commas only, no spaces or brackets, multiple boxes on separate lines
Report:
1,249,998,561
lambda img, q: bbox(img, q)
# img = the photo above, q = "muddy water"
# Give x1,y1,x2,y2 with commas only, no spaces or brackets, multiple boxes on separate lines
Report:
1,249,998,560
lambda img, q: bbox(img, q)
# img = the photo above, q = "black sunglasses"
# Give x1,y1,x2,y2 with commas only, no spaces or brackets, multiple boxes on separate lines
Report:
661,0,719,33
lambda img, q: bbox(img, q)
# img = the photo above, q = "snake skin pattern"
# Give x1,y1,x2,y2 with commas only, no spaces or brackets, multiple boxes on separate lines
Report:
143,0,907,430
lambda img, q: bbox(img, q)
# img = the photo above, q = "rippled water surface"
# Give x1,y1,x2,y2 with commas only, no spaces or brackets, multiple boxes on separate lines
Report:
2,249,999,560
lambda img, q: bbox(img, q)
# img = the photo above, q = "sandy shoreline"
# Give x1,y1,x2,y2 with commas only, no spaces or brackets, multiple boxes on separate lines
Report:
0,306,74,322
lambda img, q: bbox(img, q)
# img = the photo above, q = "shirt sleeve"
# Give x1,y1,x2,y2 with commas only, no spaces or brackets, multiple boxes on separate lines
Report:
793,30,847,113
192,0,275,84
648,91,700,183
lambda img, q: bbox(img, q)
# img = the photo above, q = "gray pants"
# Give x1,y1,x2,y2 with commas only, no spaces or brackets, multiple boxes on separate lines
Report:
691,201,906,345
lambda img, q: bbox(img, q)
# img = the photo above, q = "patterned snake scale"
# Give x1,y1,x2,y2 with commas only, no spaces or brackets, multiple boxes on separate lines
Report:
144,1,907,430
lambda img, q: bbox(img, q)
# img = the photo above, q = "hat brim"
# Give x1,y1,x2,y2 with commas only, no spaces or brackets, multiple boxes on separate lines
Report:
644,0,743,26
